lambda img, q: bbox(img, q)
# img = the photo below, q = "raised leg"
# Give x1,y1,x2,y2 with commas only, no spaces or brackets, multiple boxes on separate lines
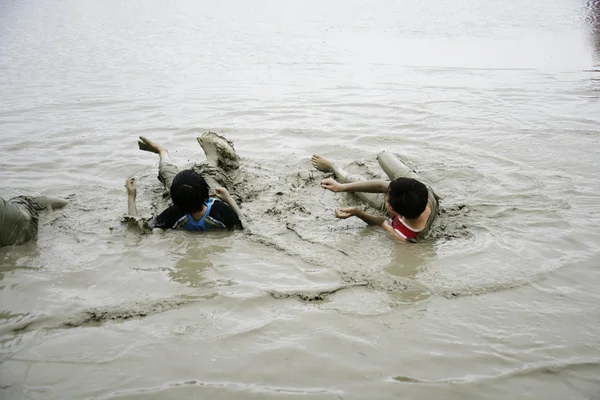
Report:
191,132,241,193
138,136,179,192
196,132,240,171
377,151,420,181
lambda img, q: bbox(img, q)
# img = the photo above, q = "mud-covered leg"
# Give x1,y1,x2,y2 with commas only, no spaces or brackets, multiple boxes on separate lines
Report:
193,132,241,193
377,151,420,181
138,136,179,193
31,196,68,212
196,132,240,170
311,154,385,211
0,196,39,247
377,150,439,203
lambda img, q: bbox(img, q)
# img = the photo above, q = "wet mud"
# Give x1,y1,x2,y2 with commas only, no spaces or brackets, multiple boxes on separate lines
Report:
229,159,470,298
1,296,216,333
59,297,203,328
268,282,369,301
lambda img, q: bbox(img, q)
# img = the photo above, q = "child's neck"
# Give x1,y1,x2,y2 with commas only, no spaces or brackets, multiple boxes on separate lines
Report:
401,204,431,230
190,205,207,221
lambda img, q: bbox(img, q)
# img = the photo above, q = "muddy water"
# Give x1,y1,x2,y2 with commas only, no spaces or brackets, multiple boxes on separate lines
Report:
1,0,600,398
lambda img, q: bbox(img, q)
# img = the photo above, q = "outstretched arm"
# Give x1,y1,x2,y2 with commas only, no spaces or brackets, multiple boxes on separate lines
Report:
337,208,407,241
215,187,243,222
335,207,387,226
321,178,389,194
125,178,139,218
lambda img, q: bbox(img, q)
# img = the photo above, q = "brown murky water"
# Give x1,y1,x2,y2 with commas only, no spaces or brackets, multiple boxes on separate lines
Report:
1,0,600,398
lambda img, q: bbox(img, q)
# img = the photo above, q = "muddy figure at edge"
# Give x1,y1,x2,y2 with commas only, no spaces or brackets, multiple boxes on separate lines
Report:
0,196,68,248
125,132,243,232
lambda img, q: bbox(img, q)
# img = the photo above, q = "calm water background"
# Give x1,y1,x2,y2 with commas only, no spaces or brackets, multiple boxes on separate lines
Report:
1,0,600,398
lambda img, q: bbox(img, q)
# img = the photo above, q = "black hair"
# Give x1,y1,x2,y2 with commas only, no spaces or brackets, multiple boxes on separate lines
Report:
387,178,428,219
170,169,209,213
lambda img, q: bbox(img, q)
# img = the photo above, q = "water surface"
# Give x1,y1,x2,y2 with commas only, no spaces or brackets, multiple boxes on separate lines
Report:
1,0,600,398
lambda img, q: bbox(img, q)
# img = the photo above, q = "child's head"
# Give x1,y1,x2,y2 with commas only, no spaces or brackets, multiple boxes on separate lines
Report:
170,169,209,213
386,178,428,219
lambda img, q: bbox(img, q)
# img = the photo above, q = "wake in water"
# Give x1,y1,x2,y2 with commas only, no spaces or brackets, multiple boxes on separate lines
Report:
3,130,571,341
19,131,526,330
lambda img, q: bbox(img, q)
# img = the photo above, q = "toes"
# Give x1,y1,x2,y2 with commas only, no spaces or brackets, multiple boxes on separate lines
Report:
138,136,154,148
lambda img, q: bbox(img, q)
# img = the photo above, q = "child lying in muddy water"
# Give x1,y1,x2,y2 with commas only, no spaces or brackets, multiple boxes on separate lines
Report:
312,152,439,242
125,133,243,232
0,195,68,247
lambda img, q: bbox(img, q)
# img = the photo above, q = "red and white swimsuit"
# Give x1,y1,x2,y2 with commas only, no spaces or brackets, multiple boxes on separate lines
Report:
390,215,422,241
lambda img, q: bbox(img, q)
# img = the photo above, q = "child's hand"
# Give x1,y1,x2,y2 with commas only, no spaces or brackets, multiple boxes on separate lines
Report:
321,178,342,192
125,178,137,198
335,207,357,219
215,187,231,201
381,219,394,232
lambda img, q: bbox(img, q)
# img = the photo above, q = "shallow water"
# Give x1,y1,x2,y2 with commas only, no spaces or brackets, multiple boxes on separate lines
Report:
1,0,600,398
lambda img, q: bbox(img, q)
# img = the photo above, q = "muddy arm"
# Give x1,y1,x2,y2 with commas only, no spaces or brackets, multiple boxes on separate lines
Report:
322,178,389,194
127,194,139,218
353,209,387,226
125,178,139,218
222,195,243,221
215,187,243,222
336,207,386,226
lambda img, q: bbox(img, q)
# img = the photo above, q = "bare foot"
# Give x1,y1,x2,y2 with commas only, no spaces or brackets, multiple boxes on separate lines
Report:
32,196,68,212
138,136,168,156
311,154,334,172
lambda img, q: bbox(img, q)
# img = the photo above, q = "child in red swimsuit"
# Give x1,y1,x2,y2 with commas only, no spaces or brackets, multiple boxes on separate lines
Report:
312,152,438,243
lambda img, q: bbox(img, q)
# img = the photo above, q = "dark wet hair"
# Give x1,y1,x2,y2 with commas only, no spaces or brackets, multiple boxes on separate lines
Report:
170,169,209,213
387,178,428,219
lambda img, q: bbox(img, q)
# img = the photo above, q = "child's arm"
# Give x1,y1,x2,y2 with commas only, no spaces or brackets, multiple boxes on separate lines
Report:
125,178,139,217
321,178,389,194
123,178,156,232
215,187,243,221
335,207,387,226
